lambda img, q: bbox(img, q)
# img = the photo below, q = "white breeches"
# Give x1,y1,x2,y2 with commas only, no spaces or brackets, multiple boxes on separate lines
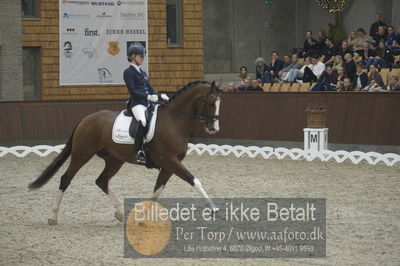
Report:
131,104,147,127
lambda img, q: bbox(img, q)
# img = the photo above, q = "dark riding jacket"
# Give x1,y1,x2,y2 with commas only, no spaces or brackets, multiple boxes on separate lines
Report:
123,65,159,108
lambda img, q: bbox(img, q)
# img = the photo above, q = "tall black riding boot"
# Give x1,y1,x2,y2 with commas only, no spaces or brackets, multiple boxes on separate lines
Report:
134,121,146,164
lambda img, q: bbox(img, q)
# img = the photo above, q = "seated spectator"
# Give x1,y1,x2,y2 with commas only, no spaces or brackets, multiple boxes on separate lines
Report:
391,40,400,56
280,54,303,82
362,79,383,92
285,57,313,83
337,77,354,91
336,66,347,84
311,65,338,91
375,40,393,67
268,51,285,81
370,13,387,39
302,31,319,58
255,57,269,81
245,79,263,92
303,56,326,82
353,28,375,52
225,82,237,92
282,55,291,68
333,55,344,71
347,31,357,48
237,66,250,87
384,76,400,91
394,53,400,68
353,52,363,63
360,42,377,66
322,37,339,64
372,26,388,45
237,78,251,91
344,53,356,83
353,63,368,91
386,26,398,48
367,64,384,87
366,41,392,68
339,40,353,57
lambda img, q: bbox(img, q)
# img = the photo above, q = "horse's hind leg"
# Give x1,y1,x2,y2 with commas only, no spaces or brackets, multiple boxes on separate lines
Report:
48,148,96,225
95,155,124,222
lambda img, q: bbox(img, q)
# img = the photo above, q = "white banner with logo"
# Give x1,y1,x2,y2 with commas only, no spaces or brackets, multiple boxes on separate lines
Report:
59,0,148,85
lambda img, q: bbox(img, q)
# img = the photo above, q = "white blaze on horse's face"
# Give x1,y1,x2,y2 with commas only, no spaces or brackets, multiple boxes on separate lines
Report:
214,97,221,132
205,97,220,134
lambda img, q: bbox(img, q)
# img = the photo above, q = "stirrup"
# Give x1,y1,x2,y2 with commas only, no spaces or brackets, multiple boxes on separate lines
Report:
136,150,146,164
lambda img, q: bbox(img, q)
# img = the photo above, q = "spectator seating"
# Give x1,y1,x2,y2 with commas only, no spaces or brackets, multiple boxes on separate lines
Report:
299,83,311,92
389,69,400,79
261,82,313,92
262,83,272,92
270,83,282,92
289,83,300,92
255,81,400,92
280,83,291,92
252,70,400,93
380,68,390,85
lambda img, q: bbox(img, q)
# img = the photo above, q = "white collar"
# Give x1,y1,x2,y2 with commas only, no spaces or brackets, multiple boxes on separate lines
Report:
130,63,141,73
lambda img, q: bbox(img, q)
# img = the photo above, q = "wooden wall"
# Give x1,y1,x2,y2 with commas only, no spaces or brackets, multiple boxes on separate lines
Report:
22,0,204,100
1,92,399,146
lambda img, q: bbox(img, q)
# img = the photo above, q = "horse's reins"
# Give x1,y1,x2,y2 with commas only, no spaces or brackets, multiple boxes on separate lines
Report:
158,92,220,124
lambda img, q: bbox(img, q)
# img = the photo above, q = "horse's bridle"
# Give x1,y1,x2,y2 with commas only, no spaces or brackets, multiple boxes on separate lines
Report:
195,91,220,125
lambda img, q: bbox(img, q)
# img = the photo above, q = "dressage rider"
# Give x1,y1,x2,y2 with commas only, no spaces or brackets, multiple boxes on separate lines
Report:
124,43,169,163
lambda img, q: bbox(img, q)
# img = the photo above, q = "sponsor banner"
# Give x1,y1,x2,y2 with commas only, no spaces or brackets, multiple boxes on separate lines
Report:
59,0,148,85
124,198,326,258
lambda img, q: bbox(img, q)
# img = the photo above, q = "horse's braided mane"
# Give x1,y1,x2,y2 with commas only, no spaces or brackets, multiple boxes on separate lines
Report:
166,80,210,103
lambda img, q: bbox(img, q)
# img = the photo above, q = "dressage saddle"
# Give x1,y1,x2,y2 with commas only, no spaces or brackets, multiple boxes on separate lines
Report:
124,100,155,138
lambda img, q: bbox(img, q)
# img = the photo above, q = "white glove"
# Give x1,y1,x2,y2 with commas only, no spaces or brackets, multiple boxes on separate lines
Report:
160,93,169,101
147,94,159,102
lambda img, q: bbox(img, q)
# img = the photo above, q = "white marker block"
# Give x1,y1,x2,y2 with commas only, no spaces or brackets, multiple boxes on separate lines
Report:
303,128,328,154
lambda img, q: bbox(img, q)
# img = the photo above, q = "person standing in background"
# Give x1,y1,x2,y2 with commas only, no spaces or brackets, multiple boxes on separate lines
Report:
302,31,319,58
369,13,387,39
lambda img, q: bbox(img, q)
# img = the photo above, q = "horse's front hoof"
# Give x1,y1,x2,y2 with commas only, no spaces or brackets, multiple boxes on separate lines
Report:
114,211,123,222
48,218,58,225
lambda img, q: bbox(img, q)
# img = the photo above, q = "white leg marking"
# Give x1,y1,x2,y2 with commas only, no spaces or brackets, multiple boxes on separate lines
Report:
193,178,218,211
48,190,64,225
108,189,123,222
152,185,165,199
214,98,221,132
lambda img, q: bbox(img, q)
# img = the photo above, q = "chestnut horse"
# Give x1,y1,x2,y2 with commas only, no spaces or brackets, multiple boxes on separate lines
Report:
29,80,222,225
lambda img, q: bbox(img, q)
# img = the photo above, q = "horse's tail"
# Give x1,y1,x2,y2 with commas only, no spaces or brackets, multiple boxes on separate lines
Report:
28,124,78,190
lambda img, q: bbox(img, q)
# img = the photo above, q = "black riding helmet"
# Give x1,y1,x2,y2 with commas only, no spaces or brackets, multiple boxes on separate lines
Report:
127,43,145,62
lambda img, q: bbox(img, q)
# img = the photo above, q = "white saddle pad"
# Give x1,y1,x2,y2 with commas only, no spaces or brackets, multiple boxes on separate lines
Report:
112,105,159,144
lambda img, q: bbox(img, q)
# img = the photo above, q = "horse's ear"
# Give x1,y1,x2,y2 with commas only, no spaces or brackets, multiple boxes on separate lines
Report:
212,79,223,92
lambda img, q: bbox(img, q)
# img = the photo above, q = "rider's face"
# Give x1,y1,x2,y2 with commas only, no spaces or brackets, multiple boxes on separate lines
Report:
133,54,144,65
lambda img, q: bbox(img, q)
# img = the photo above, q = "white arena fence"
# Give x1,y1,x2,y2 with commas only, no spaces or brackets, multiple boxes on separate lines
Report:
1,143,399,167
